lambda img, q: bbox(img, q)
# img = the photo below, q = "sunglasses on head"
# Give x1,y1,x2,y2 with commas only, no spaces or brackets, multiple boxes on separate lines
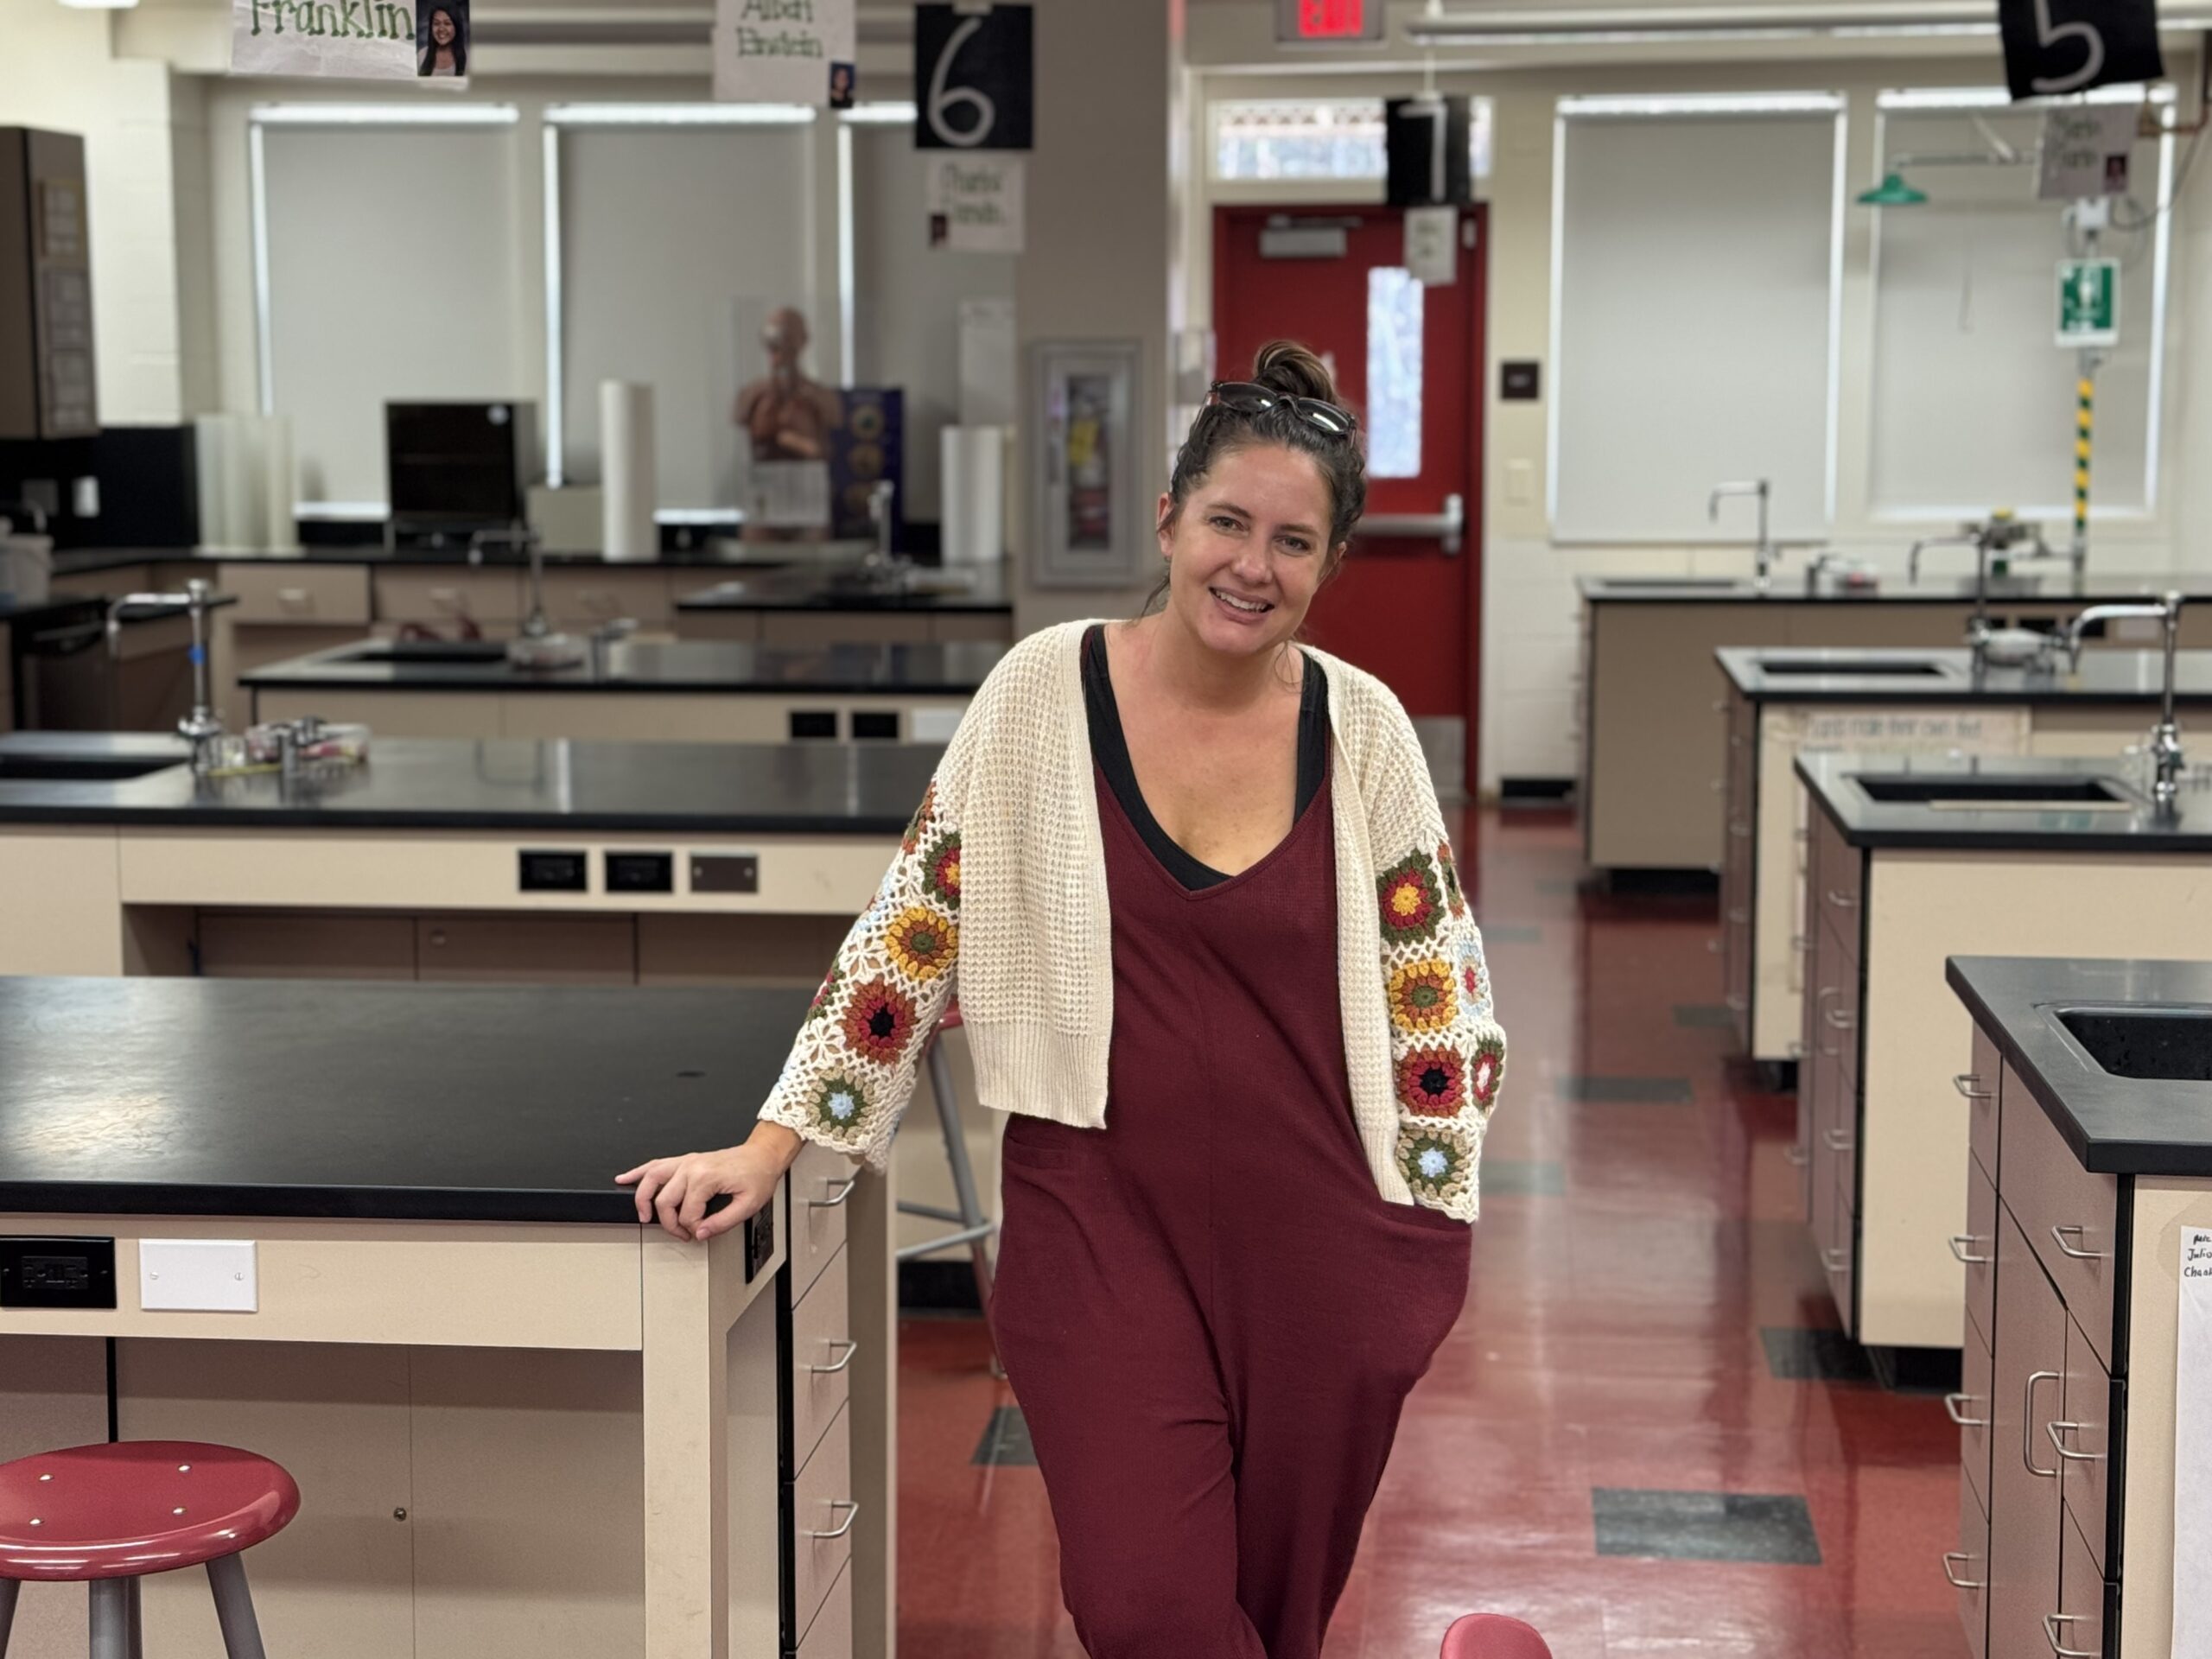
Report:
1206,381,1359,441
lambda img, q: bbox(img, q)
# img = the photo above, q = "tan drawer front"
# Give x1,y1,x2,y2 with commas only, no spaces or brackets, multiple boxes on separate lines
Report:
1953,1470,1989,1659
2060,1313,2114,1577
790,1401,854,1646
376,568,523,625
1965,1023,2002,1185
791,1243,853,1474
2001,1066,2120,1372
542,569,672,629
1962,1157,1998,1349
416,915,638,984
218,562,372,625
2056,1503,2106,1658
1815,809,1863,963
789,1141,854,1301
1957,1314,1994,1518
799,1559,853,1659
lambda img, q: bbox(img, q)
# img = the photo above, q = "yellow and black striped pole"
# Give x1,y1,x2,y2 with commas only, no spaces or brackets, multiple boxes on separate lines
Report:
2073,370,2094,562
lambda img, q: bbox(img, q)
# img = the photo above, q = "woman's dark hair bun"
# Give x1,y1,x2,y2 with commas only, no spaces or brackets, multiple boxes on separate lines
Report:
1252,340,1338,405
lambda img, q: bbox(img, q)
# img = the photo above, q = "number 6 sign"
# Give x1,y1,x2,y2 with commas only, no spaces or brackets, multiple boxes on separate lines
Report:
1998,0,2164,102
914,3,1033,151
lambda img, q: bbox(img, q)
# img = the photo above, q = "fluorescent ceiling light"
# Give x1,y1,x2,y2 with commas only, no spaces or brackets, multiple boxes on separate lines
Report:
840,102,918,124
546,102,817,127
249,102,520,126
1878,85,2177,111
292,501,390,522
1560,92,1846,118
1405,3,2212,45
57,0,138,9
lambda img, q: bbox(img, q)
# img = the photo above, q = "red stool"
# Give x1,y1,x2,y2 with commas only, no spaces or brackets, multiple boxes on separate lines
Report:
0,1441,300,1659
1441,1613,1555,1659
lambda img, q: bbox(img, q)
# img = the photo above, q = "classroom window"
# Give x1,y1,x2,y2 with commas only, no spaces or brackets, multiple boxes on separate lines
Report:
1212,97,1493,183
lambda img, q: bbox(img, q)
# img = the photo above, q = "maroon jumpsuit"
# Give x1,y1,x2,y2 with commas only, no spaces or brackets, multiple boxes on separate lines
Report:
989,699,1473,1659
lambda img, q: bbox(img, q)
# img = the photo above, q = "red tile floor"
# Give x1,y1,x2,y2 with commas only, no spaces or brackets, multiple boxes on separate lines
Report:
893,805,1969,1658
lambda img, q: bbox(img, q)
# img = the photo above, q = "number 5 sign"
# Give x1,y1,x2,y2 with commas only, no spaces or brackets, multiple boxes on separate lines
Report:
1998,0,2164,102
915,3,1033,150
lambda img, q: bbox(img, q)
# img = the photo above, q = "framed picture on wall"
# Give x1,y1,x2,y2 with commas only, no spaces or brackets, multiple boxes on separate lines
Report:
1027,340,1146,589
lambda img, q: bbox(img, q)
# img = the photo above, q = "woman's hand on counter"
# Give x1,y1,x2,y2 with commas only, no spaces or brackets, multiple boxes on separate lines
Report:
616,1123,804,1242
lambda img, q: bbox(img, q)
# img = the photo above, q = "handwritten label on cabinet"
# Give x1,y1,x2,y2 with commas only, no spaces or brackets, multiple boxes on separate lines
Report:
2176,1226,2212,1659
1794,709,2032,754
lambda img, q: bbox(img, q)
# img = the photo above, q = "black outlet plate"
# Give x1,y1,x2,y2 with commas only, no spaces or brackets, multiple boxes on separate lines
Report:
789,710,838,741
744,1205,776,1282
606,851,674,894
690,854,760,894
851,710,899,741
0,1237,117,1309
518,849,588,893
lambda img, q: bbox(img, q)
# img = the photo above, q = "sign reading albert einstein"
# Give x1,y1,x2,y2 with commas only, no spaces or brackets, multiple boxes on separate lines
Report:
714,0,858,108
231,0,445,79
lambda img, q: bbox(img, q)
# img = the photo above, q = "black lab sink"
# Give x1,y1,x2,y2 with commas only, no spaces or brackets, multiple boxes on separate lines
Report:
340,641,511,666
0,755,181,782
2057,1007,2212,1082
1854,775,2131,806
1757,658,1948,677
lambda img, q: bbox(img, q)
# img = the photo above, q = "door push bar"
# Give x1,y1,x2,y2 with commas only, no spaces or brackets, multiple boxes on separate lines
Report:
1361,492,1465,556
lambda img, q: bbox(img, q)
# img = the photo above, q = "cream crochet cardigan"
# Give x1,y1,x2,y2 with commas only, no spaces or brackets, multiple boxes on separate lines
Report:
758,620,1507,1220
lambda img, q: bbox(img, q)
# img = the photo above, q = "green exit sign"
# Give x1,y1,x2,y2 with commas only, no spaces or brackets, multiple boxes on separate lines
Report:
2056,257,2119,348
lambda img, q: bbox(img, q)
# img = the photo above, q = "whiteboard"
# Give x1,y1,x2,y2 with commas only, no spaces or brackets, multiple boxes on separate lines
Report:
1552,111,1840,543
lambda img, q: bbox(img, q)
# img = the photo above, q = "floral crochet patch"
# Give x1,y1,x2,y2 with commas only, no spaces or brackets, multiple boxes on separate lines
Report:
1398,1124,1477,1206
1377,850,1444,944
885,904,957,982
924,830,963,910
1437,838,1466,918
1396,1046,1465,1116
811,1072,871,1138
901,781,936,856
1470,1029,1505,1109
842,978,918,1065
804,961,846,1026
1387,958,1457,1033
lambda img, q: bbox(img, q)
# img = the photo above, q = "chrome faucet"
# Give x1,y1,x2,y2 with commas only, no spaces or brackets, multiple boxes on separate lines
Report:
1708,480,1773,591
2064,593,2186,808
107,579,224,773
1910,514,2051,673
470,523,550,642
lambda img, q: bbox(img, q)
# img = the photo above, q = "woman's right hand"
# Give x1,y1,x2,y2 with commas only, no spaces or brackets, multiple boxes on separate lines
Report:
616,1125,802,1242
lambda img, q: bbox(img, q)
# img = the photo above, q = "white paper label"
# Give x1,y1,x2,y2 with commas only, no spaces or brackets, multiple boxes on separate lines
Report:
926,156,1026,255
746,459,832,530
1796,708,2031,755
2177,1226,2212,1658
714,0,856,107
1405,204,1459,287
231,0,438,81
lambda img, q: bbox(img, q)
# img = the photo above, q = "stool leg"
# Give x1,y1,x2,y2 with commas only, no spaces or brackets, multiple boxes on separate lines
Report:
124,1576,142,1659
206,1555,268,1659
926,1038,995,1319
0,1577,18,1656
87,1580,130,1659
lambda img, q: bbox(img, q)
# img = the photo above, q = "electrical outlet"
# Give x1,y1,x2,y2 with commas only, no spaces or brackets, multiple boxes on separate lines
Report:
1507,460,1536,506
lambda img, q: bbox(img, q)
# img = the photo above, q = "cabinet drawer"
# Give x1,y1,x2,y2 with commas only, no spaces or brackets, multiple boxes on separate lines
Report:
789,1401,855,1647
1965,1023,2002,1185
789,1141,854,1302
2060,1313,2116,1578
416,914,637,984
375,568,523,625
1814,810,1863,962
1957,1314,1994,1518
219,562,372,626
1952,1471,1989,1659
2002,1067,2120,1372
791,1243,853,1476
1962,1157,1999,1350
798,1559,853,1659
2055,1503,2107,1659
541,569,672,629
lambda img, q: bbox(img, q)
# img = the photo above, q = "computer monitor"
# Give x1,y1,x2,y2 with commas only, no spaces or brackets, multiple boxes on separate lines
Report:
385,401,537,542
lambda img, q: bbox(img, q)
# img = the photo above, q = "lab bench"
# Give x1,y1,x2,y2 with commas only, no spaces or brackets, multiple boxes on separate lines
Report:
1945,956,2212,1659
0,976,892,1659
1792,751,2212,1358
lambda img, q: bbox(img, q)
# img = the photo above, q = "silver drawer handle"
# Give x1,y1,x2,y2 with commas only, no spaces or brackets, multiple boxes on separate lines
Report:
1824,1007,1855,1030
2024,1371,2061,1477
1942,1550,1986,1591
1793,932,1813,956
2046,1421,2106,1464
1952,1073,1995,1103
1788,1040,1805,1058
2050,1224,2110,1262
2044,1613,2096,1657
278,586,310,605
1822,1128,1853,1152
1783,1144,1809,1166
1712,697,1730,714
809,1338,860,1376
1948,1234,1992,1266
1943,1391,1988,1428
1725,994,1748,1013
808,1174,860,1210
1826,887,1859,909
1726,906,1748,925
1821,1246,1849,1274
808,1498,861,1541
1729,820,1751,839
1711,777,1728,792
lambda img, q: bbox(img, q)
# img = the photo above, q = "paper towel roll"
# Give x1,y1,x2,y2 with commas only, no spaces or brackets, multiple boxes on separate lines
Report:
601,381,656,561
193,415,257,554
939,424,1005,567
257,415,297,552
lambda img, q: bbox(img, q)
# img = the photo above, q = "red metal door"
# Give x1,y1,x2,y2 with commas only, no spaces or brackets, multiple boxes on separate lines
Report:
1212,203,1486,796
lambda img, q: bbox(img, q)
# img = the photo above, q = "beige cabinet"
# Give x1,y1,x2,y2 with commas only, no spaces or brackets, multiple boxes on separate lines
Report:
541,569,673,632
1796,799,1863,1326
375,569,523,630
415,913,637,983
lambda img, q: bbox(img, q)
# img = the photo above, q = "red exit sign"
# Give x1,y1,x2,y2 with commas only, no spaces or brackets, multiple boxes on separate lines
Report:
1278,0,1384,43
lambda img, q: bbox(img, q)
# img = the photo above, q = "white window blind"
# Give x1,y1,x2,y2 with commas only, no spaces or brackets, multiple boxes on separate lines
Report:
557,124,816,509
1551,106,1842,543
262,125,525,508
1869,107,2167,518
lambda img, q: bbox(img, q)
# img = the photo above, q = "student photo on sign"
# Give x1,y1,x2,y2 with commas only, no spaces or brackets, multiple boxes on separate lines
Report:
418,3,468,77
829,61,856,111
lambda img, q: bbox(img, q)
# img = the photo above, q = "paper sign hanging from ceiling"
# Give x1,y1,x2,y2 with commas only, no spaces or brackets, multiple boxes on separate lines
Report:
927,155,1026,254
2039,104,2139,200
715,0,857,107
1404,205,1459,287
1997,0,2164,102
1386,95,1471,208
914,4,1034,150
232,0,470,82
